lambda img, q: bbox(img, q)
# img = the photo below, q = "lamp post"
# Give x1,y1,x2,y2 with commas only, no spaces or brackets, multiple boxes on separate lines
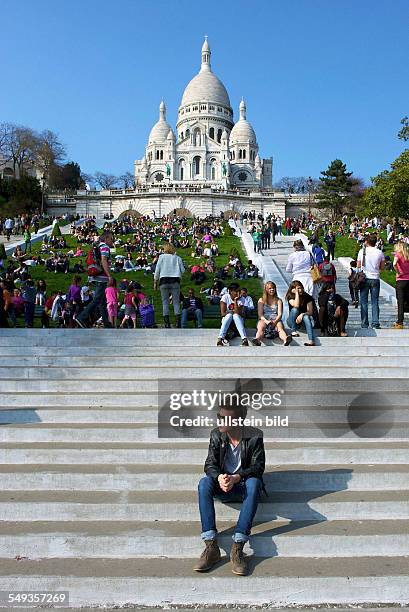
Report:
41,174,46,216
307,176,313,215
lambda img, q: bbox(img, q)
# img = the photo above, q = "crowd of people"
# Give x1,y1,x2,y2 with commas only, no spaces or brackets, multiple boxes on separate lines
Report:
1,209,409,337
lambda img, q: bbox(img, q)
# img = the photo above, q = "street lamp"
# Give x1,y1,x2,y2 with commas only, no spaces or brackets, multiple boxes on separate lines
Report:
41,174,46,216
307,176,313,215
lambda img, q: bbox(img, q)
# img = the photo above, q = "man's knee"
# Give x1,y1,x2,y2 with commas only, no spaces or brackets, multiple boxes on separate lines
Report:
198,475,215,495
244,477,262,496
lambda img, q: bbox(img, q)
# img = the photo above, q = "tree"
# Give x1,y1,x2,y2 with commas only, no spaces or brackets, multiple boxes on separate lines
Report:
0,175,42,215
49,161,85,191
34,129,66,183
315,159,353,219
362,150,409,218
0,124,37,177
93,171,118,189
118,171,135,189
398,116,409,142
52,222,62,237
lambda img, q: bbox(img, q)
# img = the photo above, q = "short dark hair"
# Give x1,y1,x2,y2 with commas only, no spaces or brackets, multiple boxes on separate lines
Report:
366,234,377,247
218,394,248,420
228,283,240,291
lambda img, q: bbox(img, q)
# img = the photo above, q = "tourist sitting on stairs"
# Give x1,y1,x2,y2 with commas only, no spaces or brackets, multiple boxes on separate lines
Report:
194,397,266,576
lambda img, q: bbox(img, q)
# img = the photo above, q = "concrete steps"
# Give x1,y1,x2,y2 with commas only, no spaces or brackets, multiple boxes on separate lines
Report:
0,328,409,608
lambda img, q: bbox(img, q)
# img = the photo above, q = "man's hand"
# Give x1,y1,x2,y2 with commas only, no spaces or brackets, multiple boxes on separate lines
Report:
217,473,230,492
218,473,241,492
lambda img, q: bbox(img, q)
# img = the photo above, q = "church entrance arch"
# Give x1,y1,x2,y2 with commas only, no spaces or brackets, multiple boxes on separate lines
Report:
118,209,142,220
170,207,193,219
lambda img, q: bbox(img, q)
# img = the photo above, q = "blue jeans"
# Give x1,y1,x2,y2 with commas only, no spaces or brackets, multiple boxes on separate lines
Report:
77,281,110,327
24,301,35,327
287,307,315,341
181,308,203,328
198,475,262,543
360,278,380,327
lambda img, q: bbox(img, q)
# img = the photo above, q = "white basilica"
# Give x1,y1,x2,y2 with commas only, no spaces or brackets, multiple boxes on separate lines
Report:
134,38,272,190
50,38,290,219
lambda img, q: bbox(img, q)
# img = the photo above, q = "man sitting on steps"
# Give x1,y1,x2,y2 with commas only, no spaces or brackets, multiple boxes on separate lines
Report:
194,398,266,576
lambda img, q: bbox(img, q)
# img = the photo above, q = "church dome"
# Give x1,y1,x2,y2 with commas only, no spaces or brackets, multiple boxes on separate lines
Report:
180,38,231,108
148,101,172,144
230,99,257,144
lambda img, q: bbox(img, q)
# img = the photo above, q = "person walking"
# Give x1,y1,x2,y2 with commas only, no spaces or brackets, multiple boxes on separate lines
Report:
23,227,32,254
286,239,315,297
154,243,185,328
324,230,336,261
4,217,13,241
74,230,114,328
392,241,409,329
357,234,385,329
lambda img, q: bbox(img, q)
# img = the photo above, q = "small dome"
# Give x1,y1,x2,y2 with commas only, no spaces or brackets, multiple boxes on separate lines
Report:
167,129,176,141
230,99,257,144
221,129,228,140
148,100,172,144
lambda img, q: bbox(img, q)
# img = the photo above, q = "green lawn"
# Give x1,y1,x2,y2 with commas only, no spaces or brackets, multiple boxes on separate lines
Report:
15,226,262,328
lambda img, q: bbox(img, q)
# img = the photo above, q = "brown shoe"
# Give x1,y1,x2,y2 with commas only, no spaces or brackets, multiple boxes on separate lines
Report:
193,539,221,572
230,541,248,575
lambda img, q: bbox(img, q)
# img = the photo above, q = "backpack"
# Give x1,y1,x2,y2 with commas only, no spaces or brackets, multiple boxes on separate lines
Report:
139,303,155,328
86,244,103,276
321,262,334,277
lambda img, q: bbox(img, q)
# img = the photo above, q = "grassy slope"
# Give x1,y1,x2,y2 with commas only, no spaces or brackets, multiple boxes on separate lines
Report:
20,226,262,328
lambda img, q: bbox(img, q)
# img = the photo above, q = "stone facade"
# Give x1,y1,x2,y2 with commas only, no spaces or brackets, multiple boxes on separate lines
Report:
134,38,273,191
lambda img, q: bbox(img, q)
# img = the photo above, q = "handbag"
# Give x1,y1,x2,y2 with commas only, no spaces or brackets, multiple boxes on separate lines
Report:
353,247,367,289
310,254,322,283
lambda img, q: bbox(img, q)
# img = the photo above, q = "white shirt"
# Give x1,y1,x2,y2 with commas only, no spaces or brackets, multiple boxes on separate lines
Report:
357,246,385,279
239,295,254,309
286,250,311,275
220,293,235,311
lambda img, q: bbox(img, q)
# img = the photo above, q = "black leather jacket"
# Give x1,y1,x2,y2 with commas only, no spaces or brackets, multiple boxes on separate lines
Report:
204,426,268,496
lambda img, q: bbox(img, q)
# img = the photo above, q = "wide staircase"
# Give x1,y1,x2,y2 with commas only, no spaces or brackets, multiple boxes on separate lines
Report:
262,234,399,328
0,326,409,609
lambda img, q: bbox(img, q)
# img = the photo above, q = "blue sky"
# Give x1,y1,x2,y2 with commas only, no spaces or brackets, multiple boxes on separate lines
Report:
1,0,407,183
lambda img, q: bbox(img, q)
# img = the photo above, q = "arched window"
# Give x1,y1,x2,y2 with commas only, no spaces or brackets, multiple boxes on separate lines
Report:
185,128,190,139
156,150,160,160
179,159,185,181
209,127,215,140
243,149,246,159
180,132,183,140
211,166,216,180
239,149,242,159
217,129,222,143
193,156,201,176
160,150,164,160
